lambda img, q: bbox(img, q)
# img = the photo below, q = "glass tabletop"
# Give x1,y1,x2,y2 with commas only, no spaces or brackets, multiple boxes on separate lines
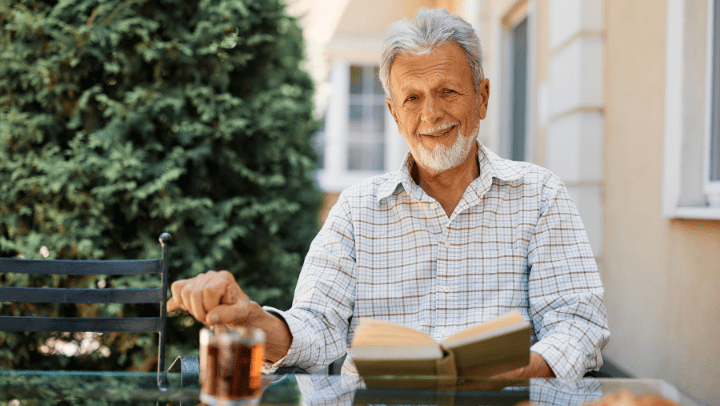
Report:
0,371,705,406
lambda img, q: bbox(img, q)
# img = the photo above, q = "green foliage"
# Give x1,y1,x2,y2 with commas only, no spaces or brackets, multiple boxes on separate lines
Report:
0,0,322,371
0,371,193,404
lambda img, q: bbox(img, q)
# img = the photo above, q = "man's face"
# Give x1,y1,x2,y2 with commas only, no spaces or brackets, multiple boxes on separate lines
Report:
386,41,490,175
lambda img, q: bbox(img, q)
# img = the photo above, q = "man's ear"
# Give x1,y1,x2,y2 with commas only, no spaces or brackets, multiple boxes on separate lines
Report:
385,97,401,129
477,78,490,120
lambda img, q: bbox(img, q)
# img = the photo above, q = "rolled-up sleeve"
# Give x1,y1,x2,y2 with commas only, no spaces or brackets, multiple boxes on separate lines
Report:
527,178,610,380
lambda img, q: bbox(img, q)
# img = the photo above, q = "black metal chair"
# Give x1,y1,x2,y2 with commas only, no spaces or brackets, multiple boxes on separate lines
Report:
0,233,171,385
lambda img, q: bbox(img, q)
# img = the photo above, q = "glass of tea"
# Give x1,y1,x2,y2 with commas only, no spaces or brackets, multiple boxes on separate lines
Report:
200,326,266,406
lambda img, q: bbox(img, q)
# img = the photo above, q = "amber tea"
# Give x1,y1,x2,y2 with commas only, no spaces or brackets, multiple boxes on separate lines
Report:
200,326,265,406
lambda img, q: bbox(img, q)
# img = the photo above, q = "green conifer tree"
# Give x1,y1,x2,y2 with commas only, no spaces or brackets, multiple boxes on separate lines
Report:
0,0,321,370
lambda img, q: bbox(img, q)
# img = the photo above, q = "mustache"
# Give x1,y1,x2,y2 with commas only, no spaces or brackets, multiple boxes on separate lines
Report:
418,122,458,136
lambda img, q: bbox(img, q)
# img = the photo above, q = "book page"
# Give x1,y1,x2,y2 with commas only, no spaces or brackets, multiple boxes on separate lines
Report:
442,310,528,348
352,344,443,360
352,319,438,346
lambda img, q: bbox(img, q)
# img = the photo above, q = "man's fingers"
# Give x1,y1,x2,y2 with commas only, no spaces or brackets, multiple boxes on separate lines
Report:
166,296,182,313
217,271,241,305
202,274,231,315
182,272,216,323
188,282,208,323
206,302,250,326
169,279,189,311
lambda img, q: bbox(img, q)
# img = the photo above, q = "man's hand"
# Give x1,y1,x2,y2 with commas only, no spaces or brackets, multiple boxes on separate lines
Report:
167,270,250,326
167,270,293,362
493,352,555,378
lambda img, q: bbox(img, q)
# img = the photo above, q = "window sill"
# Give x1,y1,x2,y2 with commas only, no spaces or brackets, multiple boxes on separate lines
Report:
666,205,720,220
316,169,386,193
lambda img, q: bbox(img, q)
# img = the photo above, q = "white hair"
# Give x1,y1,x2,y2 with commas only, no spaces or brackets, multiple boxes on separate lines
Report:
379,8,484,97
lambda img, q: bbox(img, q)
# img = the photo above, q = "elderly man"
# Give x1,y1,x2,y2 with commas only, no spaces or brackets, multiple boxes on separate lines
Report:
167,8,610,380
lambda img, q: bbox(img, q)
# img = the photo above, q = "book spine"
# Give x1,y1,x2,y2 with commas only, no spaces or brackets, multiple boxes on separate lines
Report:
436,350,458,389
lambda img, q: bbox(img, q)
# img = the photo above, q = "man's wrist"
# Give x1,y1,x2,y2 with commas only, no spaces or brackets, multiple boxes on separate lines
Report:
252,304,292,363
523,352,555,378
494,352,555,378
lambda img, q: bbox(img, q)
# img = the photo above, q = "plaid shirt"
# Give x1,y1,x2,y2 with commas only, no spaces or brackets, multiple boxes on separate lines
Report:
266,143,610,380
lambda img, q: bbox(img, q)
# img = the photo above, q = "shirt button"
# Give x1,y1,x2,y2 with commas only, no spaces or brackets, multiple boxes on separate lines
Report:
443,286,450,293
430,203,438,210
441,241,451,248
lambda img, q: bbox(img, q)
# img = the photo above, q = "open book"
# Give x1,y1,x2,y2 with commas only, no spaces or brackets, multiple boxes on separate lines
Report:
350,310,532,387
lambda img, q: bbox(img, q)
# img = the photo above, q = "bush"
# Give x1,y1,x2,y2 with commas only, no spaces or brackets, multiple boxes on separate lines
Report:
0,0,322,371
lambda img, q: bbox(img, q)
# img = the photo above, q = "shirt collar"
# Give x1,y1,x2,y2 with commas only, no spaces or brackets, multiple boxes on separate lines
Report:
376,141,530,204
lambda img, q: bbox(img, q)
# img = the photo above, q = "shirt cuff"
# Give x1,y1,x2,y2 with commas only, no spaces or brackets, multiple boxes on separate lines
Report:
530,333,591,381
262,306,307,371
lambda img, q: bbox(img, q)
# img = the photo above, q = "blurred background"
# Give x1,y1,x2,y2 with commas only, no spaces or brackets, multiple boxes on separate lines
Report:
1,0,719,405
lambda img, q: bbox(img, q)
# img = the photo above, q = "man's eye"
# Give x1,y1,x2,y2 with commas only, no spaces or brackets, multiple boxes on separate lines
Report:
406,96,417,101
444,89,455,93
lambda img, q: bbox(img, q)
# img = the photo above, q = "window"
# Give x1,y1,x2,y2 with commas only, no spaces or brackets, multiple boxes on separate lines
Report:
348,66,385,171
662,0,720,218
316,61,407,193
498,2,535,164
706,0,720,204
508,17,528,162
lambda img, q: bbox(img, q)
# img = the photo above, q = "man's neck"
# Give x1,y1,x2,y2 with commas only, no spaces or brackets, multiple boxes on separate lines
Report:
412,144,480,217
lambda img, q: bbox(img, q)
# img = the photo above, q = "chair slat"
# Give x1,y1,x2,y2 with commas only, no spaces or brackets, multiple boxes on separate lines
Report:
0,232,171,378
0,316,161,333
0,287,163,304
0,258,162,275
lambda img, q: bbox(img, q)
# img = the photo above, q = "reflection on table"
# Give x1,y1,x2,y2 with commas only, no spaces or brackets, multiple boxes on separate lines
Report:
0,371,704,406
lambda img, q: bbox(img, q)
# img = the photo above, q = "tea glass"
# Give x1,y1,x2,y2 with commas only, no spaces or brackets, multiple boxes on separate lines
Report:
199,326,265,406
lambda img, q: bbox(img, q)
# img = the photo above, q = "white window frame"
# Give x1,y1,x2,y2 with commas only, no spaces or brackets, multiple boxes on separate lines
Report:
704,0,720,204
494,0,537,163
316,60,407,193
662,0,720,219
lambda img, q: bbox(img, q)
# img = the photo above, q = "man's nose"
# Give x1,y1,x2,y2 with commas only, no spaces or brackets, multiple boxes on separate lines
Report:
420,96,443,124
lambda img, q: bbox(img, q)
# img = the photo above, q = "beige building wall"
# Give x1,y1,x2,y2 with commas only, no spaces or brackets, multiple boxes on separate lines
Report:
330,0,458,61
603,2,720,405
334,0,435,36
533,0,549,168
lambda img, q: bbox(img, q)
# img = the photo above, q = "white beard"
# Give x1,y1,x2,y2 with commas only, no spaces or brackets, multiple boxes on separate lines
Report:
408,126,478,175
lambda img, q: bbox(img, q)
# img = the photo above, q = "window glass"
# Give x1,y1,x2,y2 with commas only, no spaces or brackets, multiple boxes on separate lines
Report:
371,105,385,133
347,65,386,170
511,18,528,162
350,66,364,95
349,104,364,132
710,0,720,181
313,115,326,170
372,66,385,95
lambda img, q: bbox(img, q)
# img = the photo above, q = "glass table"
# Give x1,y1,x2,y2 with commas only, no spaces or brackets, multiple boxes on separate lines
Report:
0,370,705,406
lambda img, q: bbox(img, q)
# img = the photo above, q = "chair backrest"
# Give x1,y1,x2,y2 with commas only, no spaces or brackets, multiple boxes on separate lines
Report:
0,233,171,376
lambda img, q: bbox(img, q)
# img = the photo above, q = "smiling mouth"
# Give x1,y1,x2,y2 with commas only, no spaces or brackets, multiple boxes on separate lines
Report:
419,124,457,137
